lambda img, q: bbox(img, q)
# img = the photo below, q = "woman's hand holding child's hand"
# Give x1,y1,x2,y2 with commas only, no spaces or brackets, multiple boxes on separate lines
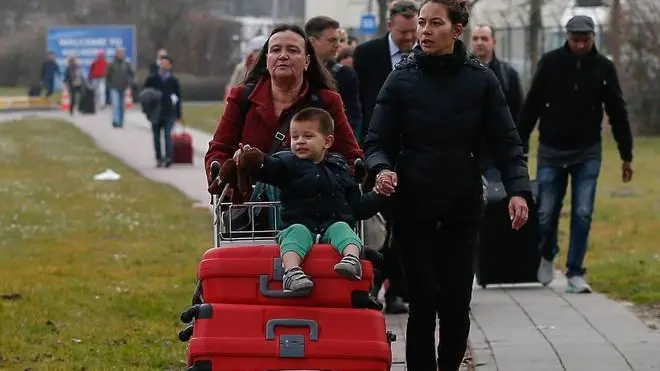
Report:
374,170,398,196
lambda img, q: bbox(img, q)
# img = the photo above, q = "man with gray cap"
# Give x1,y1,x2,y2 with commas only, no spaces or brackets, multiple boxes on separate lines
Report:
517,15,633,293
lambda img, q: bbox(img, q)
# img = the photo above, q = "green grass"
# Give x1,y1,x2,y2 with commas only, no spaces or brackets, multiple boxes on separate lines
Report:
0,86,27,96
527,134,660,304
183,104,223,134
0,119,212,370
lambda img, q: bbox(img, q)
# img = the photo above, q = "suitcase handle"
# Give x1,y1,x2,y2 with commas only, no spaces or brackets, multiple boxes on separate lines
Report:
265,319,319,341
259,275,312,298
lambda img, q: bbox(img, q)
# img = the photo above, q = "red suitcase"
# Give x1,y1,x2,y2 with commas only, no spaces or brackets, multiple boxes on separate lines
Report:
172,131,193,164
197,244,376,308
185,303,393,371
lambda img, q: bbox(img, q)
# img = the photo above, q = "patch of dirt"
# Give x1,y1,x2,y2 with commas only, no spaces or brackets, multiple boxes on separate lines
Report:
630,303,660,331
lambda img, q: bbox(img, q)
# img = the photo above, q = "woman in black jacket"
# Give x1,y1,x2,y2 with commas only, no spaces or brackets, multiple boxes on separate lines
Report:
364,0,532,370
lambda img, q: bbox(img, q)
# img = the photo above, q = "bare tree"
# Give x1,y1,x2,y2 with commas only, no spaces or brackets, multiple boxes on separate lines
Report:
616,0,660,134
527,0,543,74
377,0,389,36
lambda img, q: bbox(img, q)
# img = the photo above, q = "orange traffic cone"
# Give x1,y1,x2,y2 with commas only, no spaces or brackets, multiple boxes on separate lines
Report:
60,86,70,112
124,88,134,109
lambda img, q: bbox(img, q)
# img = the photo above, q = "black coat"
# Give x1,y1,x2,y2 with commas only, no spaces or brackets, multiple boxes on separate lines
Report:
353,34,395,143
479,57,524,173
517,43,632,161
364,40,531,219
253,151,383,234
144,73,182,120
326,61,363,140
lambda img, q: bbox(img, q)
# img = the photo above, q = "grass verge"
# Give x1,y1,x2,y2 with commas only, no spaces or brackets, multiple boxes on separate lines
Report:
183,104,223,134
0,86,27,96
0,118,211,370
527,134,660,304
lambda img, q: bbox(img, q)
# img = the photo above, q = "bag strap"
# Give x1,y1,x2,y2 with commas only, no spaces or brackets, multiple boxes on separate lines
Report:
239,83,256,130
267,89,323,154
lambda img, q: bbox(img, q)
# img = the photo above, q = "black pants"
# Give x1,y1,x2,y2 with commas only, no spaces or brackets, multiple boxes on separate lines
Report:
393,216,479,371
69,86,81,114
378,221,407,301
364,173,407,301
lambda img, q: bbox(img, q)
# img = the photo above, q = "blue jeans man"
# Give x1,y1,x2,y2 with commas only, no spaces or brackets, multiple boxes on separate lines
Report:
110,88,125,127
152,117,175,167
536,157,601,293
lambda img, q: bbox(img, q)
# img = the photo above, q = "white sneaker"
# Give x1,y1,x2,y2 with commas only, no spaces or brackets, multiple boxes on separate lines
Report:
566,276,592,293
537,258,555,285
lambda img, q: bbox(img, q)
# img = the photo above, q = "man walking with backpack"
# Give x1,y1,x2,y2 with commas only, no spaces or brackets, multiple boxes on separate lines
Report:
105,48,134,128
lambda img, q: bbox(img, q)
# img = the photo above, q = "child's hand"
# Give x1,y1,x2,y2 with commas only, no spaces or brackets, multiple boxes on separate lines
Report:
239,145,265,171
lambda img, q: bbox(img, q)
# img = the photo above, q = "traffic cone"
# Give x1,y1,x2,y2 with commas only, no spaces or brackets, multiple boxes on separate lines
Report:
124,88,134,109
60,86,70,112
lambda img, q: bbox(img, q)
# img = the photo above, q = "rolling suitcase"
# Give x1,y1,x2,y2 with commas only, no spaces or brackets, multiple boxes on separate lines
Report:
172,129,193,164
181,303,394,371
197,244,376,309
475,180,541,287
78,86,96,114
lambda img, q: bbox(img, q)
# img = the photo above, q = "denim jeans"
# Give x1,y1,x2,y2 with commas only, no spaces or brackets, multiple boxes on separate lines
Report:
91,78,106,107
110,88,125,127
151,117,175,161
537,159,601,277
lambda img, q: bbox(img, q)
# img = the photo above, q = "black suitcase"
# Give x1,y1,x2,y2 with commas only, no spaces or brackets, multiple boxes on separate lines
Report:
28,84,42,97
78,87,95,114
475,180,542,288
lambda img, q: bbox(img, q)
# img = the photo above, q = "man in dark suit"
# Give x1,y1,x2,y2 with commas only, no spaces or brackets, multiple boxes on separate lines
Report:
353,0,419,315
354,0,418,144
305,16,363,140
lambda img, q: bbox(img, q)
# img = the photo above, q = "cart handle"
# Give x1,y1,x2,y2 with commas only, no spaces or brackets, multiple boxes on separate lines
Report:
210,160,221,180
354,158,365,181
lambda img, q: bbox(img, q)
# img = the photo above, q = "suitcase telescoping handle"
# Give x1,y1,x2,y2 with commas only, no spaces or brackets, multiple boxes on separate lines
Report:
265,319,319,341
259,258,312,298
259,275,312,297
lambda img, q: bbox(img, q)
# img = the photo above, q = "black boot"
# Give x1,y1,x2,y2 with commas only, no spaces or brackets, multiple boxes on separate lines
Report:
385,293,408,314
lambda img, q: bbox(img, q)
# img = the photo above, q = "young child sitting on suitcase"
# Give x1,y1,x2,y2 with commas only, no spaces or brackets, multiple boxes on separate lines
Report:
232,107,384,292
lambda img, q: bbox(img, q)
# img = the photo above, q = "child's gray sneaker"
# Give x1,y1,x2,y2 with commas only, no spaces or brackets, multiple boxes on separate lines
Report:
566,275,592,293
283,267,314,292
334,255,362,281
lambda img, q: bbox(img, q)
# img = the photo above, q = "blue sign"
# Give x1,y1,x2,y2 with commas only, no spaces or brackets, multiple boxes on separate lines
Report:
46,25,136,90
360,13,377,35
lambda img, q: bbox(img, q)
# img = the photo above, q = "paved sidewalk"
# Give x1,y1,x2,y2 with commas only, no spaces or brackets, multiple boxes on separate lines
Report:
3,109,659,370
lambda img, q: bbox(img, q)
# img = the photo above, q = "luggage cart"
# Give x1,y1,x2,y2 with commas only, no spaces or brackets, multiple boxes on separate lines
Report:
191,159,368,305
209,159,366,247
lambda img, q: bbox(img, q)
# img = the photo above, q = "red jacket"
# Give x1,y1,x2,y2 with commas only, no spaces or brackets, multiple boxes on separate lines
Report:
205,78,363,182
89,58,108,79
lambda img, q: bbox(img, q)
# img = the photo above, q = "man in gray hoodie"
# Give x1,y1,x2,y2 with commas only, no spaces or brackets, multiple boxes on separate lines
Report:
105,48,134,128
